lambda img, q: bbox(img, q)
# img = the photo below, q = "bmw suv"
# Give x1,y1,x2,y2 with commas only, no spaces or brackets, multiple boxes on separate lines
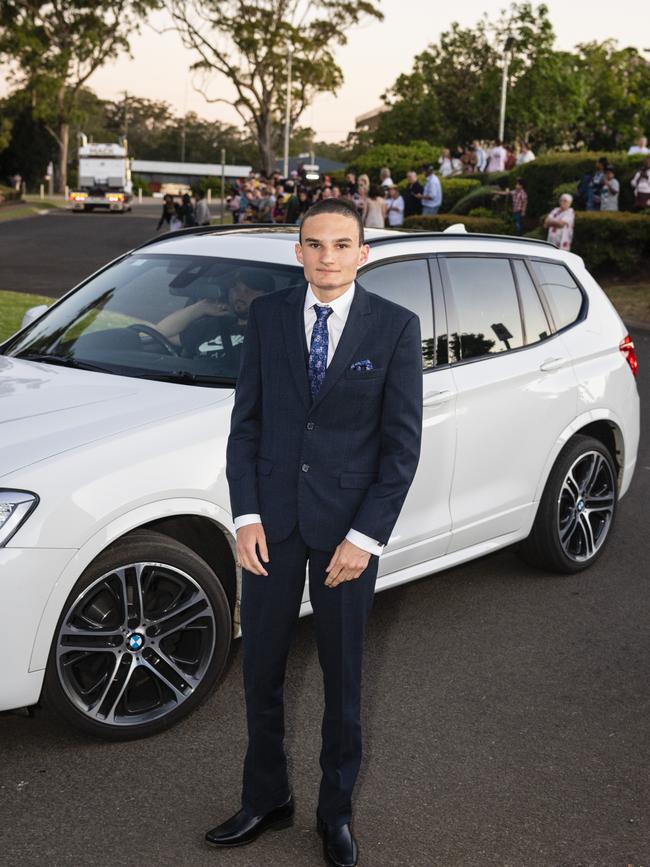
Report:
0,224,640,739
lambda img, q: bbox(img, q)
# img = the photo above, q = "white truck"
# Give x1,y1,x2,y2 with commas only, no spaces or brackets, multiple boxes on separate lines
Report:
69,141,133,212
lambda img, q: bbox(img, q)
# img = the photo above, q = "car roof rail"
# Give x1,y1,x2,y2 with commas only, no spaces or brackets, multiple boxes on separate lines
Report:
366,230,558,249
133,223,299,251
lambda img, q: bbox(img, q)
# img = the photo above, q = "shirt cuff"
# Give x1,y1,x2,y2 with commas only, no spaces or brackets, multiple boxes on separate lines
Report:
346,529,384,556
234,513,262,531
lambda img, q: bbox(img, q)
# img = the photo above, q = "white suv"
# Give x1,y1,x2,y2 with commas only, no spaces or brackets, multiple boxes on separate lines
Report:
0,225,640,739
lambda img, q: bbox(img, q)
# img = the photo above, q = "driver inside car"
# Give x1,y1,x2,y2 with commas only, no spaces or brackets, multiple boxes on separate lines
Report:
154,267,274,357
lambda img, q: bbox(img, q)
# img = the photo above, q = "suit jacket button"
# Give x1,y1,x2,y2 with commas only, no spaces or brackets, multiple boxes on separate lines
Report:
301,463,309,472
306,422,315,430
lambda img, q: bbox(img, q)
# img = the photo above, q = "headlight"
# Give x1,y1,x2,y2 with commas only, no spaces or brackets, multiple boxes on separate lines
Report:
0,491,39,546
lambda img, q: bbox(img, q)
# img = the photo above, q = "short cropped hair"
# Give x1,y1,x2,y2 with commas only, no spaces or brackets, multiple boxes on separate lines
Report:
299,197,364,246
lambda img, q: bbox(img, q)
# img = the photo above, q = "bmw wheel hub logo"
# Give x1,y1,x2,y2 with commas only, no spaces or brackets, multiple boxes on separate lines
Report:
576,499,585,512
127,633,144,652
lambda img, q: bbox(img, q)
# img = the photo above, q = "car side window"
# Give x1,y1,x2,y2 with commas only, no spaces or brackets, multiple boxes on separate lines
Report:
512,259,551,345
443,257,524,362
359,258,437,369
529,261,583,332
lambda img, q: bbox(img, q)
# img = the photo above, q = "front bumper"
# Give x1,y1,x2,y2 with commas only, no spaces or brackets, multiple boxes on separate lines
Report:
0,547,76,711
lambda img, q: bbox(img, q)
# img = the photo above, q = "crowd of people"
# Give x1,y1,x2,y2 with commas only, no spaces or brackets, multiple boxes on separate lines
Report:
154,134,650,254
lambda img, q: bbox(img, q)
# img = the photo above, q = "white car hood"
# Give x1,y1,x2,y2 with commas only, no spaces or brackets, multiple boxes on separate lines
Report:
0,356,234,478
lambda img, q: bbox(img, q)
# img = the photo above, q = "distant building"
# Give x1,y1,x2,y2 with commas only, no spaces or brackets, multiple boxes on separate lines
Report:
354,105,390,132
132,159,251,193
274,154,346,176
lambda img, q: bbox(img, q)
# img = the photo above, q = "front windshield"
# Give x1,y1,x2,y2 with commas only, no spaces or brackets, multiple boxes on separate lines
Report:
3,254,303,384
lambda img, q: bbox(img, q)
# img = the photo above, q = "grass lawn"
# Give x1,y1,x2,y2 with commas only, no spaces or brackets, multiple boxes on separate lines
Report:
0,290,55,342
0,201,60,223
601,282,650,326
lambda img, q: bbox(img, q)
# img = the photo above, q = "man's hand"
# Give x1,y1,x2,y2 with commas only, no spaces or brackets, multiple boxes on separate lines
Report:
236,523,269,576
325,539,371,588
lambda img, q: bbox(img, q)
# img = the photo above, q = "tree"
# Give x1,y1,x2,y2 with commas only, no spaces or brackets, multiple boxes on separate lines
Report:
573,41,650,151
0,0,161,192
167,0,383,174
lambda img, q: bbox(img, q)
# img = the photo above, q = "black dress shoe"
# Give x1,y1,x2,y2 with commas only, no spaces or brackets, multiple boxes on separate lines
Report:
205,794,294,847
316,813,358,867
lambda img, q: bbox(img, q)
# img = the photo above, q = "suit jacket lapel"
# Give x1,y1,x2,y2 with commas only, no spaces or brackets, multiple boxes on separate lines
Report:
282,281,311,409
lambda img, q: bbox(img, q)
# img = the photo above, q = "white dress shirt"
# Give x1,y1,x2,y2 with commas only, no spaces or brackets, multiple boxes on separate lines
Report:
234,281,384,556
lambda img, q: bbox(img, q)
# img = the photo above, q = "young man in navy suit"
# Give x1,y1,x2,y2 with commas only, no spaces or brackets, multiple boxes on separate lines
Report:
206,198,423,866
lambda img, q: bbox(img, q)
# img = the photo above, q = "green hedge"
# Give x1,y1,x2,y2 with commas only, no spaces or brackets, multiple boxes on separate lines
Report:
570,212,650,274
450,184,502,215
347,141,442,184
403,213,510,234
508,152,643,216
0,183,21,202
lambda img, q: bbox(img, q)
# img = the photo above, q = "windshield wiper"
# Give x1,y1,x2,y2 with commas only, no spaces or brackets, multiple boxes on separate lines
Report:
16,353,113,374
136,370,235,386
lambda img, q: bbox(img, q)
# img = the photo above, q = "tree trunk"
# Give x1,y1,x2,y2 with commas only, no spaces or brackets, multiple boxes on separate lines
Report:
55,121,69,194
256,114,275,176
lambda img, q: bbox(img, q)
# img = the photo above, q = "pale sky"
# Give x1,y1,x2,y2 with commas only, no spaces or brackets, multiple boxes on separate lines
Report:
1,0,647,143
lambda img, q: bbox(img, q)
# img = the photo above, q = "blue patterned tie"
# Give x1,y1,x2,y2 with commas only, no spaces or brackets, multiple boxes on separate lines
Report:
308,304,334,401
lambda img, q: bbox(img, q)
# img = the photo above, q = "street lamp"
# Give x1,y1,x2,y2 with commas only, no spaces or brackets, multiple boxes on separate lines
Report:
498,35,515,141
283,44,293,179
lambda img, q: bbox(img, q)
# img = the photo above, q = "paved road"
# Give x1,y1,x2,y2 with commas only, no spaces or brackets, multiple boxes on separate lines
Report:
0,209,648,866
0,203,180,296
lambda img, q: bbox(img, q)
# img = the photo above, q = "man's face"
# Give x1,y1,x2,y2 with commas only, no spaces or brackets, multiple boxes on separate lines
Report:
229,280,262,317
295,213,369,295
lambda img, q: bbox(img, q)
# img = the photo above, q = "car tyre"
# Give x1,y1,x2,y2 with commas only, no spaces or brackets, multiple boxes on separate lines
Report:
518,435,618,574
43,530,232,740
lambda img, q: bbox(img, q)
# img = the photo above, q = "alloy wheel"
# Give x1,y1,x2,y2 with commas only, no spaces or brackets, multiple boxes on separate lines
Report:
557,450,616,563
56,561,217,727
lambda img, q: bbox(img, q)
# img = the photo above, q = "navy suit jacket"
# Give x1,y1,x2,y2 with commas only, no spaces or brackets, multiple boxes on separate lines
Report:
226,279,423,551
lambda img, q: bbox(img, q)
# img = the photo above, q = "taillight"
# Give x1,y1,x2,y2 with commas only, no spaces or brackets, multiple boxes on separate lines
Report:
619,334,638,377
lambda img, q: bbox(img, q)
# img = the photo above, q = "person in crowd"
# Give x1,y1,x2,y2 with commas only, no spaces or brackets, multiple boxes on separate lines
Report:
516,141,536,165
227,183,242,224
256,186,275,223
363,183,387,228
357,174,370,197
331,185,342,199
384,185,405,228
345,172,358,196
284,182,302,223
403,169,423,217
295,187,312,224
379,166,394,189
472,139,487,172
272,187,287,223
627,135,649,156
438,148,454,177
494,177,528,234
487,139,507,173
631,156,650,210
504,144,516,171
459,146,477,174
194,190,212,226
544,193,575,251
421,165,443,215
156,193,177,231
600,166,620,211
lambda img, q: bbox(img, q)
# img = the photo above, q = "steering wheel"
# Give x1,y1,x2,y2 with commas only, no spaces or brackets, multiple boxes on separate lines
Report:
127,323,181,356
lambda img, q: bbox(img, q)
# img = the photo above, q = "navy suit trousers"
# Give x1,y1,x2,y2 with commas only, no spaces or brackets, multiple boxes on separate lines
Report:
240,522,379,827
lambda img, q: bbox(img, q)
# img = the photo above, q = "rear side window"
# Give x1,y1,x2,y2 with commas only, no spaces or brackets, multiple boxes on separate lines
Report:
359,258,437,369
529,261,583,331
512,260,551,344
443,257,524,361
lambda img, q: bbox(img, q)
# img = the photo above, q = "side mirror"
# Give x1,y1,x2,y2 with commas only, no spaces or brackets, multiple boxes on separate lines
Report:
21,304,50,330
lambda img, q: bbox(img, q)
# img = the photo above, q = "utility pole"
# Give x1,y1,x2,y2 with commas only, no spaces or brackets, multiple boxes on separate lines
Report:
221,147,226,224
283,45,293,178
498,35,515,141
123,91,129,140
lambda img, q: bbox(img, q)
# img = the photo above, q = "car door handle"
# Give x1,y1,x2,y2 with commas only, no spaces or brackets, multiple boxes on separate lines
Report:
539,357,567,372
422,389,454,406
